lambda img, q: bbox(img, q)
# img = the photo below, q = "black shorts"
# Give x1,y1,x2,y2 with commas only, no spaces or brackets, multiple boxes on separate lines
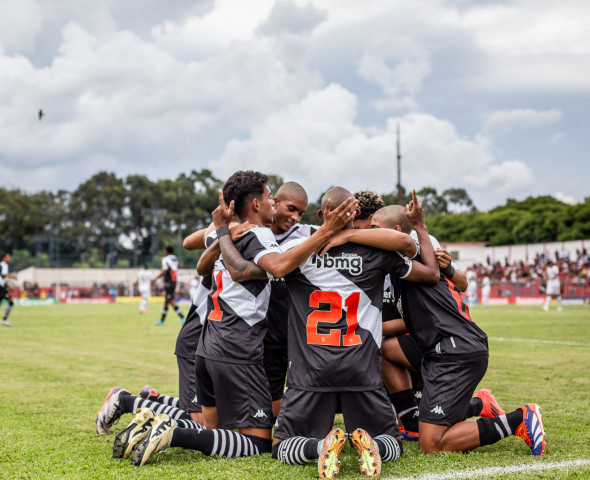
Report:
263,346,288,401
195,355,273,429
164,282,177,300
0,286,12,303
273,387,399,440
176,355,202,413
420,354,488,426
397,334,423,373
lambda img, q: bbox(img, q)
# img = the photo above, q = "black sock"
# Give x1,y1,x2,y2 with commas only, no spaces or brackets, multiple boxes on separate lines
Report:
171,428,269,457
389,389,419,432
160,307,167,322
175,307,184,318
465,397,483,419
272,437,319,464
477,409,522,446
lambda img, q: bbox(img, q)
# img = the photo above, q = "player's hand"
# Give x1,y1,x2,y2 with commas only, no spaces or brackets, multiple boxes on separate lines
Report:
406,189,425,228
435,248,452,268
230,222,255,241
315,230,351,256
322,198,358,235
212,190,234,228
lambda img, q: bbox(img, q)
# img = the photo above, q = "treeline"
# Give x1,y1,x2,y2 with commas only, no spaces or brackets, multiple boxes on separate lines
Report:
1,170,589,271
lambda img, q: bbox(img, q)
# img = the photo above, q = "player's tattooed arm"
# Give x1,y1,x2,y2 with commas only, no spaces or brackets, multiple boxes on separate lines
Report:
218,238,269,281
405,189,439,285
197,223,267,281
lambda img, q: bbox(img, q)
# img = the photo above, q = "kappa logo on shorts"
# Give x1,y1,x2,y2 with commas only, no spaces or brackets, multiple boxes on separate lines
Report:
311,253,363,276
430,405,445,415
253,409,267,418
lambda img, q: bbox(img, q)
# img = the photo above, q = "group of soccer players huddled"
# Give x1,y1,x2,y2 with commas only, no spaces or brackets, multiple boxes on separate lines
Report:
94,170,545,478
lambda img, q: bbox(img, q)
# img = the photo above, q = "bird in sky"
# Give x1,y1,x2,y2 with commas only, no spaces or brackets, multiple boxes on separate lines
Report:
38,109,44,121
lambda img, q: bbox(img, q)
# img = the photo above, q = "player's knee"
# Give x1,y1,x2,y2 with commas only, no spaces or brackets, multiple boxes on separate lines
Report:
418,436,443,454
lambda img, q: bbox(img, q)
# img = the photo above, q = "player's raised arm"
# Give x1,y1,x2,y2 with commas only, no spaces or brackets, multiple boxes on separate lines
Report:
206,191,273,281
404,189,439,285
436,248,468,292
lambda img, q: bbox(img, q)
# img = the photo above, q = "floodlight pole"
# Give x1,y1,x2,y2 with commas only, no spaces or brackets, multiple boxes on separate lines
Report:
396,122,402,204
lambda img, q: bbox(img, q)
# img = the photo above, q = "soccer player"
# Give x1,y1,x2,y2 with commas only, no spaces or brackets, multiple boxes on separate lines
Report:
269,188,440,479
481,274,491,307
137,264,152,315
542,259,562,311
152,246,185,325
466,266,478,307
352,190,385,230
264,182,315,418
127,171,357,466
371,205,546,457
0,252,17,327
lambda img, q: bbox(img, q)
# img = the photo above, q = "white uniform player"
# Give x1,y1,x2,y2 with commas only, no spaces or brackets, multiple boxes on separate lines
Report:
481,275,491,307
466,268,478,307
137,265,152,314
543,261,562,311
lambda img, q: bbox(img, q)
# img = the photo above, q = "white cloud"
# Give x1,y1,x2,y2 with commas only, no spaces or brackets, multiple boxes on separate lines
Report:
550,132,565,144
212,84,534,208
554,192,576,205
0,0,42,54
256,1,328,37
0,0,586,210
482,108,562,133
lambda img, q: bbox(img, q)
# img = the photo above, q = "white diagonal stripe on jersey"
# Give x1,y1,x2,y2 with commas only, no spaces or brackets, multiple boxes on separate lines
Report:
214,268,270,327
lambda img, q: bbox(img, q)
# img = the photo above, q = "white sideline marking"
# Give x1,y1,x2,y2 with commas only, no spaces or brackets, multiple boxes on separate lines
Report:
489,336,590,347
383,459,590,480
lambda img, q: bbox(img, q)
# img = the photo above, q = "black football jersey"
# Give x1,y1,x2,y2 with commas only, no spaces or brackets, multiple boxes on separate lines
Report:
196,227,281,364
175,274,212,358
265,224,318,348
162,254,178,285
381,274,402,322
282,239,412,392
394,254,488,358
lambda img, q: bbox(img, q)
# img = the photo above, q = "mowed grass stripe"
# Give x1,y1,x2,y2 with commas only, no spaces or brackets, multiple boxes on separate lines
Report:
0,303,588,479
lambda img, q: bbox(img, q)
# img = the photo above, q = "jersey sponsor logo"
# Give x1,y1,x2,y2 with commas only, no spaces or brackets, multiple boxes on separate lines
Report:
253,409,267,418
311,253,363,276
430,405,445,415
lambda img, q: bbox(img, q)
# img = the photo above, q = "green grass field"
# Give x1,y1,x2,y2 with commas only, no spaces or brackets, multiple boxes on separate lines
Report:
1,303,589,479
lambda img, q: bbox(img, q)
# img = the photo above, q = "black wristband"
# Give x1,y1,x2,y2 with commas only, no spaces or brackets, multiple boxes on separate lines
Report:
440,264,455,279
216,226,230,238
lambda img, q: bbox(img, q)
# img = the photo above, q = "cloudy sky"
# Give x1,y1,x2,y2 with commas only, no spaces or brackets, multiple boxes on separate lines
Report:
0,0,587,210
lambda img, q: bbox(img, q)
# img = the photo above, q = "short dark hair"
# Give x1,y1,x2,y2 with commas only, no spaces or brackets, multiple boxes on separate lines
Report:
354,190,385,220
222,171,268,218
165,246,174,254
